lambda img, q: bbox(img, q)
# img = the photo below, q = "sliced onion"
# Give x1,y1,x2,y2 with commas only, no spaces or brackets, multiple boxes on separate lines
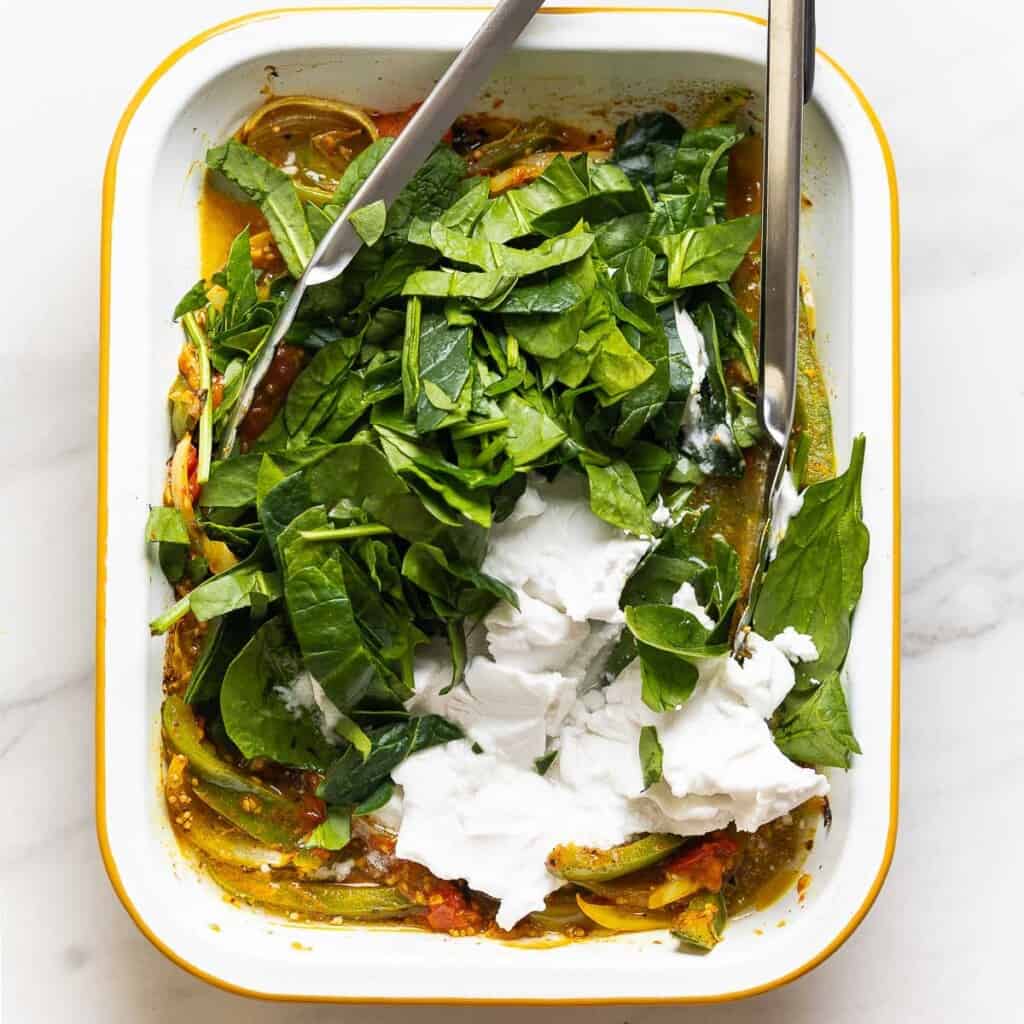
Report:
169,434,195,524
240,95,378,146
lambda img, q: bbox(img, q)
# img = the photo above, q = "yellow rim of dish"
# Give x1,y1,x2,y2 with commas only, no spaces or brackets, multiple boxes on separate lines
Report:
96,5,901,1005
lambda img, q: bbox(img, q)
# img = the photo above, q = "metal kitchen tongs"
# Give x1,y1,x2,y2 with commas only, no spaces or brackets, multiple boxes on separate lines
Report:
741,0,816,627
220,0,546,456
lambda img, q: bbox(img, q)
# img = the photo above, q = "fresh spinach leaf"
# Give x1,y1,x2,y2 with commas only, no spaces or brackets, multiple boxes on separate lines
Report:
638,725,664,789
502,393,567,465
402,541,518,618
331,138,394,209
495,276,586,315
681,303,744,478
413,312,473,432
222,228,259,328
184,612,254,704
660,215,761,289
349,199,387,246
173,280,208,320
318,715,463,806
583,460,649,535
149,544,281,634
353,780,395,816
625,604,728,659
773,672,861,769
262,180,317,277
205,141,315,277
282,335,359,439
301,807,352,850
612,111,684,193
638,643,699,713
402,295,421,417
661,125,743,213
145,506,189,545
754,436,869,682
206,139,288,200
286,554,376,711
220,617,336,769
377,429,492,527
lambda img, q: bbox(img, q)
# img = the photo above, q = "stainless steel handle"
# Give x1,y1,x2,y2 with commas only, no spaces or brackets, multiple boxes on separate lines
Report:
757,0,810,452
306,0,545,286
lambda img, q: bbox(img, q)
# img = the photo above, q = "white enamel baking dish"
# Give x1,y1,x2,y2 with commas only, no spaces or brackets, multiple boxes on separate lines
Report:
96,5,900,1005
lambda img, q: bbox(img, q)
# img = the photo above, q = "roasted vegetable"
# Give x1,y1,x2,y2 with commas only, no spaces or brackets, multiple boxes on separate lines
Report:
162,696,314,847
208,862,420,919
164,753,324,871
671,890,728,951
239,95,378,199
575,894,674,933
467,118,568,173
547,834,684,884
648,834,739,909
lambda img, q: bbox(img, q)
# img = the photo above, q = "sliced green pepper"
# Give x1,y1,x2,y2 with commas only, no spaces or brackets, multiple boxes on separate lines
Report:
208,862,420,919
794,298,836,484
162,696,269,795
165,753,310,870
547,834,684,884
191,780,310,849
163,697,314,848
671,890,728,952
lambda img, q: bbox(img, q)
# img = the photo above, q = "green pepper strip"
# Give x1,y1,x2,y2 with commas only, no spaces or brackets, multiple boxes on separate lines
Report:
208,862,420,919
671,890,728,952
162,697,309,847
547,833,684,884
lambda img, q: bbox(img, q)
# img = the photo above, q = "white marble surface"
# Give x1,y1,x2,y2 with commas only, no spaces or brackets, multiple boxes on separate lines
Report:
2,0,1021,1019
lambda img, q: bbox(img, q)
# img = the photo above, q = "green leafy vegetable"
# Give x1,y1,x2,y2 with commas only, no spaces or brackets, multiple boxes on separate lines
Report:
149,545,281,634
613,111,684,193
319,715,463,805
184,612,253,704
583,460,650,535
625,604,729,712
754,436,869,681
206,140,315,277
638,725,663,789
349,199,387,246
284,547,376,712
220,617,336,769
301,807,352,851
660,216,760,289
681,303,744,478
173,280,208,320
500,393,566,466
773,672,861,769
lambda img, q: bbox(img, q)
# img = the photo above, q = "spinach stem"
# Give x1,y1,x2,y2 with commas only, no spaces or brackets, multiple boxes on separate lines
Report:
299,525,393,541
471,437,506,466
149,594,192,635
182,312,213,486
450,417,510,440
